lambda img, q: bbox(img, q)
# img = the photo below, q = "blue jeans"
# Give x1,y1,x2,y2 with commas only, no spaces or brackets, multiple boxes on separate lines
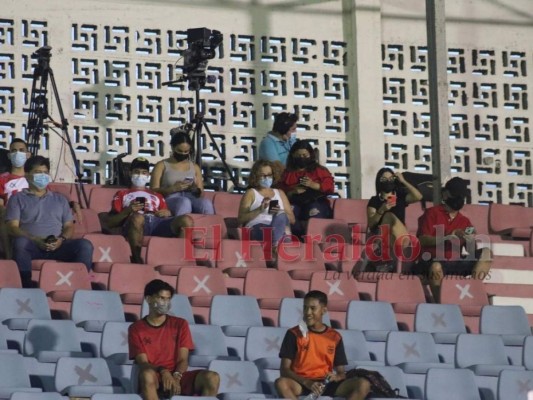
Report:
166,192,214,215
12,237,94,274
291,199,332,237
248,213,289,245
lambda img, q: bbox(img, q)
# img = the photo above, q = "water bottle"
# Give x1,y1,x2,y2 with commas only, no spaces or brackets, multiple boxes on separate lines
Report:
302,375,331,400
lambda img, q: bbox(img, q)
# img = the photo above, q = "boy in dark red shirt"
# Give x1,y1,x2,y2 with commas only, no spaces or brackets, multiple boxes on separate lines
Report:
415,177,492,302
276,290,371,400
129,279,219,399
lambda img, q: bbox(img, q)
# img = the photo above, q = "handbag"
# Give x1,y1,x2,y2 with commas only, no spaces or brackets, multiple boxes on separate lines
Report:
345,368,407,398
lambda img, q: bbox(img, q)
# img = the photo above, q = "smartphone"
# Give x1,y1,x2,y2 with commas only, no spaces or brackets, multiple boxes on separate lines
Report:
465,226,475,235
268,200,279,212
45,235,57,244
135,196,146,204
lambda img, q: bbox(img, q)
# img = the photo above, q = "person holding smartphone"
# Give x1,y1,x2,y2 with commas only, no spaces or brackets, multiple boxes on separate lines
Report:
414,177,492,303
278,140,335,238
238,160,295,258
107,157,193,264
150,130,214,216
364,167,423,272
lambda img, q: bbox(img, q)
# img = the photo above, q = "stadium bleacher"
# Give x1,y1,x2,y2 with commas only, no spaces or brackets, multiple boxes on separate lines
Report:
0,185,532,399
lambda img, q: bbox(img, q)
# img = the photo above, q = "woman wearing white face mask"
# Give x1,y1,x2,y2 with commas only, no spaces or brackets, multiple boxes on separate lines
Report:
238,160,295,258
106,157,193,264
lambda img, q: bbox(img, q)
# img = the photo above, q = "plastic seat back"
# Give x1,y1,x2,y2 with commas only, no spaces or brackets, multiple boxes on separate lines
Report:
425,368,481,400
71,290,125,332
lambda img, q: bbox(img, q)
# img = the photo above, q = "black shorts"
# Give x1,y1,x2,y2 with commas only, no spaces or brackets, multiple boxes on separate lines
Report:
413,248,484,277
300,380,343,397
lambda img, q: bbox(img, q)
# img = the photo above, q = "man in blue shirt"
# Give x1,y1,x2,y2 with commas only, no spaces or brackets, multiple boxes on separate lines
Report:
6,155,94,287
258,112,298,166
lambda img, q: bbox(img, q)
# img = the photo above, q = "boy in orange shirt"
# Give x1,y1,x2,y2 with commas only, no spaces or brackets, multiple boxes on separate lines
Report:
276,290,371,400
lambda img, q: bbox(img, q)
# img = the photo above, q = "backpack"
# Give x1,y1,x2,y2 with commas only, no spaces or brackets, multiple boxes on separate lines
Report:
401,172,434,209
346,368,407,398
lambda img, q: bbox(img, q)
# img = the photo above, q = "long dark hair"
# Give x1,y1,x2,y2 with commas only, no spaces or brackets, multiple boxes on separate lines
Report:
374,167,395,194
286,140,319,172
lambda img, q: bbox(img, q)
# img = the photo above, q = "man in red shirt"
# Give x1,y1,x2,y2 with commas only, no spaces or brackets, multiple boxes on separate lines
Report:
106,157,193,263
415,177,492,302
0,139,30,258
129,279,220,399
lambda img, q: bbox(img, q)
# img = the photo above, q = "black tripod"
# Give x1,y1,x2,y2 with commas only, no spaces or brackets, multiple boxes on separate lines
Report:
189,87,241,191
26,46,89,207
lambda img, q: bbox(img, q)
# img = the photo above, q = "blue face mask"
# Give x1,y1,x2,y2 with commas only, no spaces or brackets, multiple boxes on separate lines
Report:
9,151,27,168
131,174,150,188
32,173,50,190
260,177,273,188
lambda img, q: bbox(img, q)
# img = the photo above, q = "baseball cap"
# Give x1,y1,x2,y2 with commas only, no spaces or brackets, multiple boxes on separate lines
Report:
444,177,468,198
130,157,150,171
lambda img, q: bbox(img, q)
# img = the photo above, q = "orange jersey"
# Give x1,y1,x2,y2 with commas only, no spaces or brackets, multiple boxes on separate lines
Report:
279,326,347,379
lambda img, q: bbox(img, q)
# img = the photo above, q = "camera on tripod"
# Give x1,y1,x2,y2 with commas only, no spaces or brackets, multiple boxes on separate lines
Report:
183,28,222,90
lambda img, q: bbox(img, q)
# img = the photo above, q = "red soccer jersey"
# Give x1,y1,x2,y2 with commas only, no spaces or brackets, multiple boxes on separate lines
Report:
128,316,195,371
417,204,473,260
0,173,28,203
111,188,167,214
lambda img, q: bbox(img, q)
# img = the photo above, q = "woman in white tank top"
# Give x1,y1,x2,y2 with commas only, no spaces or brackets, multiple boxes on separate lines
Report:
150,131,214,216
238,160,295,257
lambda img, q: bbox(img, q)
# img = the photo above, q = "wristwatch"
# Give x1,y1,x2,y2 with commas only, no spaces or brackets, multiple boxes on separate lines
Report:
58,234,67,242
173,371,183,379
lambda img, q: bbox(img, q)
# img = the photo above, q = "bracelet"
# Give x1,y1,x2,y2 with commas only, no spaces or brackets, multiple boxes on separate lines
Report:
59,235,67,241
173,371,183,379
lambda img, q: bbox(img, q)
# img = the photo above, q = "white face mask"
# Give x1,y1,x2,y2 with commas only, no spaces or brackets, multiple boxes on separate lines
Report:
9,151,27,168
131,174,150,188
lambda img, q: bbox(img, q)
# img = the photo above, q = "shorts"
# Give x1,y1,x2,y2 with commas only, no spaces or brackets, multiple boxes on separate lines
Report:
413,248,484,277
158,369,202,396
122,214,175,237
300,380,343,397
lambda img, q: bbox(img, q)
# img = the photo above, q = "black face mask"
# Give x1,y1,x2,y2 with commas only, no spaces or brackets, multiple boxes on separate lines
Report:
445,196,465,211
294,157,311,169
174,152,189,162
378,180,396,193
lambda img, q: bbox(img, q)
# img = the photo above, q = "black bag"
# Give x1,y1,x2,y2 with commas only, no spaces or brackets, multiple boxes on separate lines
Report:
346,368,407,398
401,172,434,209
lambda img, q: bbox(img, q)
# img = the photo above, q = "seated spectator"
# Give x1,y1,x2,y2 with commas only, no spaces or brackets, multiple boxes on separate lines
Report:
238,160,295,256
275,290,371,400
129,279,220,399
278,140,334,238
6,155,94,287
0,139,84,260
150,130,214,216
414,177,492,302
107,157,193,264
365,167,423,271
0,139,30,258
258,112,298,167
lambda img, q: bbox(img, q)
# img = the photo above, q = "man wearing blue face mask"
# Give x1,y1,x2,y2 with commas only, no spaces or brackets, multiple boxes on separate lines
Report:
129,279,220,399
0,139,30,259
5,156,94,287
106,157,193,264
